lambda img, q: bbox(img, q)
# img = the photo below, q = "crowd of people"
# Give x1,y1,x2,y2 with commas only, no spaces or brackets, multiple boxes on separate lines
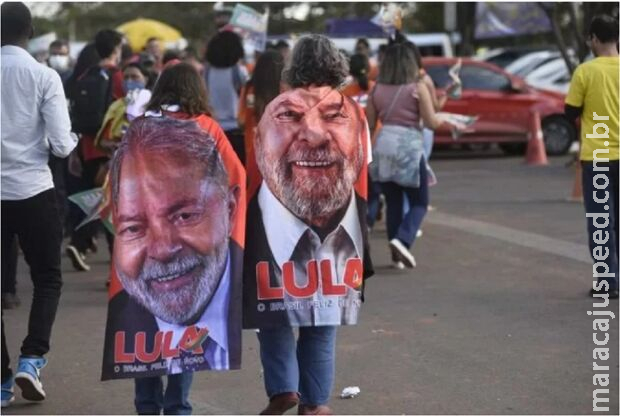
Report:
1,1,618,415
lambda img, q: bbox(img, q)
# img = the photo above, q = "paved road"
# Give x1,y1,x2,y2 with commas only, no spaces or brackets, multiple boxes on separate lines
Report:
3,152,618,414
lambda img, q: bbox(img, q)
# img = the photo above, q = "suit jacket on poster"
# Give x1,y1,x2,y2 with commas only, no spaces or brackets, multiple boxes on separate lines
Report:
242,190,374,329
101,241,243,380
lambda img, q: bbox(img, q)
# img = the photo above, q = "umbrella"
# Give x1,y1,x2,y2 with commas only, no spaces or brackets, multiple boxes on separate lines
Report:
116,18,182,52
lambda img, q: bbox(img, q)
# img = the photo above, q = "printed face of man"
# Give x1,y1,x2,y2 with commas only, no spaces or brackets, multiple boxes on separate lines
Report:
114,150,235,325
255,86,363,227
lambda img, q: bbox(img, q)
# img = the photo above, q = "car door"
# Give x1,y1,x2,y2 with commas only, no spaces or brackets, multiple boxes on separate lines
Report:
445,63,534,143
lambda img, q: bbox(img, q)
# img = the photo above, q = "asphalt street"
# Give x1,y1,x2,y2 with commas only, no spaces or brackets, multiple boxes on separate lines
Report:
3,149,618,414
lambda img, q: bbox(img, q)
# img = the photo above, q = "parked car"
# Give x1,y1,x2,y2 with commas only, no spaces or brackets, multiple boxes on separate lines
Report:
329,33,455,58
525,57,572,94
477,46,549,69
424,57,576,155
505,50,561,77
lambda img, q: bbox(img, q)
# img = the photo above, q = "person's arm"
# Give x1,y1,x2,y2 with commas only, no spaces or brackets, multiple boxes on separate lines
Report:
365,87,378,134
565,66,584,130
417,81,444,130
42,70,78,158
565,104,582,124
238,85,248,129
424,74,447,111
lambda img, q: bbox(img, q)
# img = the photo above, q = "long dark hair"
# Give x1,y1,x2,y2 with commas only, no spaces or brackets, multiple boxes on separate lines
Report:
249,50,284,120
377,43,418,85
349,53,370,91
65,43,101,96
146,63,210,116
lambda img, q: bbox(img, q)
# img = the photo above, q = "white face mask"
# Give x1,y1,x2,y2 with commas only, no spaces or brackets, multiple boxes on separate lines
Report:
49,55,70,71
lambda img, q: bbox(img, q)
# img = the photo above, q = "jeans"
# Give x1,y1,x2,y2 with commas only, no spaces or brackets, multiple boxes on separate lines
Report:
257,326,337,406
582,161,619,290
134,373,194,415
49,154,67,233
381,157,429,248
1,238,18,295
422,128,434,160
1,189,63,381
367,174,383,228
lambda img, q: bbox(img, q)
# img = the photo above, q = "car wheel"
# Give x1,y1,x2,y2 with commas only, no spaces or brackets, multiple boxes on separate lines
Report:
542,115,576,156
499,143,526,155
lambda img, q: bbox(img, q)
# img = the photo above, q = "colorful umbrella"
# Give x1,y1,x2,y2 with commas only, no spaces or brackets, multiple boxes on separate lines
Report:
116,18,182,52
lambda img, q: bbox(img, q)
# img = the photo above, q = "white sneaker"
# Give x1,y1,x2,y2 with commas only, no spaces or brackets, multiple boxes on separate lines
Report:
392,261,405,270
416,229,423,238
389,239,416,268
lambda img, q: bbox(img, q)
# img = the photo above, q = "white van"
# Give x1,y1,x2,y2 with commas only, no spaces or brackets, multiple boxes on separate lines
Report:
328,33,454,57
244,32,454,64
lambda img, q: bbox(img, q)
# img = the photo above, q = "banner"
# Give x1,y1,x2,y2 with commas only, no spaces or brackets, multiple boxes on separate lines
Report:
68,186,114,234
243,86,374,329
370,4,403,37
228,4,269,52
475,2,551,39
101,115,246,380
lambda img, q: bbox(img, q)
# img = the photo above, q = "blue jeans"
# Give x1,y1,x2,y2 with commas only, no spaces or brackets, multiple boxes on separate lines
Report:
381,157,429,248
257,326,337,406
367,174,383,228
422,128,434,159
582,161,619,290
134,373,193,415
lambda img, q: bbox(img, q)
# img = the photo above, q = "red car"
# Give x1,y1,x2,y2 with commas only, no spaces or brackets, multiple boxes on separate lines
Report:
423,57,575,155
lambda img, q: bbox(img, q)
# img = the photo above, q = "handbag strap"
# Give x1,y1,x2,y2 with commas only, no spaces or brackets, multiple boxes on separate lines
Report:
383,85,405,121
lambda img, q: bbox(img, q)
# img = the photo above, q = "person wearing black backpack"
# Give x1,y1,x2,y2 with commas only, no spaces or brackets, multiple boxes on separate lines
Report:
66,29,125,272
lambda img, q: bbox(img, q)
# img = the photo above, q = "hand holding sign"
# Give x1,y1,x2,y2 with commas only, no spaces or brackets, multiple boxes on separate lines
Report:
436,112,478,140
447,59,463,100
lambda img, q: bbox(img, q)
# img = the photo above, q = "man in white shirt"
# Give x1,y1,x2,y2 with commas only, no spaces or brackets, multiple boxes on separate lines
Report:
1,2,78,408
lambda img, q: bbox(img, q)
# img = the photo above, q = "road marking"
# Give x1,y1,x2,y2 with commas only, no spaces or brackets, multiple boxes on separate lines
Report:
426,211,591,264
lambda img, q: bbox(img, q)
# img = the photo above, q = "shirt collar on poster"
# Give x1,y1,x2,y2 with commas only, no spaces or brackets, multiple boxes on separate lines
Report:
155,253,231,356
258,183,364,266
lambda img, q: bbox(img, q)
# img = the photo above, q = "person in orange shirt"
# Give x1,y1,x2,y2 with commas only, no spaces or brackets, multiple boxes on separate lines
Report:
103,62,246,414
238,50,285,167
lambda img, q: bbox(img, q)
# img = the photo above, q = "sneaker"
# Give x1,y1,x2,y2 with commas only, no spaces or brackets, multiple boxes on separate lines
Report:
86,236,98,254
1,292,21,310
392,261,405,270
1,377,14,407
66,245,90,271
416,229,423,238
14,356,47,401
389,239,416,268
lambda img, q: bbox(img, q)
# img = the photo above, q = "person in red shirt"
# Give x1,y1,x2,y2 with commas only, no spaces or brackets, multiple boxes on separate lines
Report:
66,29,124,272
106,62,245,414
238,50,285,167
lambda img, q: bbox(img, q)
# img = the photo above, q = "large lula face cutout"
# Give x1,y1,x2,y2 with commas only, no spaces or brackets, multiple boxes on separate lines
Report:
254,86,363,227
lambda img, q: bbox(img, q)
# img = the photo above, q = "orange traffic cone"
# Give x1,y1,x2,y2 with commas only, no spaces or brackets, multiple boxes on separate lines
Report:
569,160,583,202
525,111,548,166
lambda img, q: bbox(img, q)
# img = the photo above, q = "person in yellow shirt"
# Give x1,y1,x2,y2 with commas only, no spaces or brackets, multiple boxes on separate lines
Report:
565,14,619,299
